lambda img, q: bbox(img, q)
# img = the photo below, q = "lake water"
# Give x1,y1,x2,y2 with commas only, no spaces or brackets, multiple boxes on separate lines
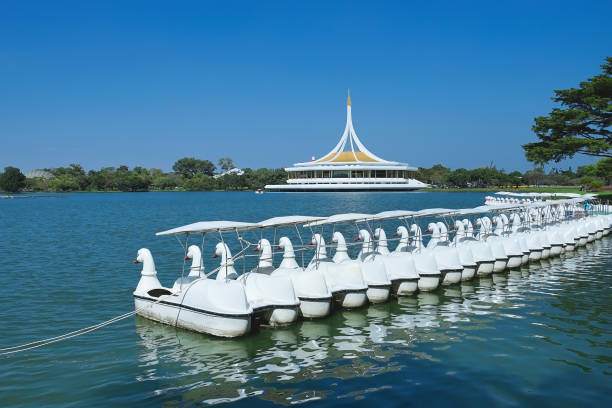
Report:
0,192,610,407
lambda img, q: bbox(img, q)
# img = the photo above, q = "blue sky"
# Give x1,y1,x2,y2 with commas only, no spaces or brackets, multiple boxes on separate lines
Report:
0,0,610,173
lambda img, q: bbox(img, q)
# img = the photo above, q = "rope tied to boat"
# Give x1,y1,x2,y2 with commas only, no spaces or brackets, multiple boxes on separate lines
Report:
0,293,172,357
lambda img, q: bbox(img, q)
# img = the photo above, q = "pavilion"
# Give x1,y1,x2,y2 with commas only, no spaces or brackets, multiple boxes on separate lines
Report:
265,92,427,192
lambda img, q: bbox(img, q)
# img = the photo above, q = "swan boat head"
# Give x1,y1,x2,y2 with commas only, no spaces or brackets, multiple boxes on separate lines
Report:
185,245,204,277
214,242,238,280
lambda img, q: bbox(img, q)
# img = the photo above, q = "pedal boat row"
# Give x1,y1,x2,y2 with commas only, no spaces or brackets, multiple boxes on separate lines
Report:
133,199,611,338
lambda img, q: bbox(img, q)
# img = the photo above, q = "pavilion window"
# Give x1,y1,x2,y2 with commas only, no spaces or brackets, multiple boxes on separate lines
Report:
322,170,331,178
375,170,386,178
351,170,365,178
332,170,349,178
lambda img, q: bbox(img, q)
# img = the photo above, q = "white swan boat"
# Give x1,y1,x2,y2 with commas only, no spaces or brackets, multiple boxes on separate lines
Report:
307,233,369,308
132,195,609,337
222,242,300,327
251,215,335,319
133,245,253,338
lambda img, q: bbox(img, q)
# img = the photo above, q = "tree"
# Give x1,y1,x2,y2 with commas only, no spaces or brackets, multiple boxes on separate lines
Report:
152,174,182,190
523,167,546,186
595,158,612,184
508,171,523,187
50,163,88,190
172,157,215,178
48,175,80,192
218,157,234,172
523,57,611,164
447,168,470,187
580,175,604,190
183,174,216,191
0,166,26,193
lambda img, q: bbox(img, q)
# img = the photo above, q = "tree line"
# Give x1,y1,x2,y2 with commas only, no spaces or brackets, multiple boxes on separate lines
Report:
0,158,287,193
1,157,609,194
414,158,611,189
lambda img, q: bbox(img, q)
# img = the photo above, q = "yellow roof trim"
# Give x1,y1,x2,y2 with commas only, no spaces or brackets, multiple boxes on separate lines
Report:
317,151,380,163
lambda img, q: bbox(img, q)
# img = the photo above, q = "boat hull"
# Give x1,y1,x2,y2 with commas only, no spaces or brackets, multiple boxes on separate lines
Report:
493,259,507,273
441,269,462,285
392,278,419,296
298,297,332,319
521,253,529,265
507,255,522,269
366,285,391,303
332,289,368,309
417,275,440,292
529,250,542,261
267,306,299,326
550,245,563,256
134,296,251,338
476,261,494,276
461,266,476,281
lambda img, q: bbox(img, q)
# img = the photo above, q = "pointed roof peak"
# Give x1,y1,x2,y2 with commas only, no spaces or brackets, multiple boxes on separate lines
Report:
308,92,391,164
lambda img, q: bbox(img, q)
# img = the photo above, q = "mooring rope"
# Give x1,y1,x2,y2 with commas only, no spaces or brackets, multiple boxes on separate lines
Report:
0,282,195,357
0,310,138,356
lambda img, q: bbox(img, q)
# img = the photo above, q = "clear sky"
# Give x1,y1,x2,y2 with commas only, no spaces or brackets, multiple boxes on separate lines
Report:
0,0,610,173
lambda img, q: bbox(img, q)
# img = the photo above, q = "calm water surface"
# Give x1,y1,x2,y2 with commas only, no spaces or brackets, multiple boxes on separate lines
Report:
0,192,611,407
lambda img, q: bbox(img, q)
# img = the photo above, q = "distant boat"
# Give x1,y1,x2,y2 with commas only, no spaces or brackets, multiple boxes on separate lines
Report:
255,189,264,194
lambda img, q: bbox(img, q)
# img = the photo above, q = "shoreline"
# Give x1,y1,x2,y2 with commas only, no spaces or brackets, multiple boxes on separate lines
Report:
5,187,610,197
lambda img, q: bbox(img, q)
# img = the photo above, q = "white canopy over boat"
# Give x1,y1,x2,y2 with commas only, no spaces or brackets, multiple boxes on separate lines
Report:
372,210,417,220
257,215,325,228
156,221,259,236
413,208,458,217
304,213,374,227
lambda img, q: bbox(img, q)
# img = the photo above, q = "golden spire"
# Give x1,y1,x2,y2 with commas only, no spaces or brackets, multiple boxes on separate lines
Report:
347,88,351,106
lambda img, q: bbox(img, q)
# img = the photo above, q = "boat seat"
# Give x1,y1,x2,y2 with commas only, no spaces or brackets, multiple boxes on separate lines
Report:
147,288,173,298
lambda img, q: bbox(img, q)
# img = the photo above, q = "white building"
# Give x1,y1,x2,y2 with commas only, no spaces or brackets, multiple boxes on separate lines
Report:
213,168,244,179
265,92,428,192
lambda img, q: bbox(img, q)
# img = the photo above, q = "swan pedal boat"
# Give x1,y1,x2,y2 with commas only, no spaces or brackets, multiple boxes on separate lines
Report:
133,247,252,338
135,197,608,337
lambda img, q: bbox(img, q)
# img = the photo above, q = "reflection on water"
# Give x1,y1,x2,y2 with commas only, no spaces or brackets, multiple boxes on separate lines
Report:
132,238,612,406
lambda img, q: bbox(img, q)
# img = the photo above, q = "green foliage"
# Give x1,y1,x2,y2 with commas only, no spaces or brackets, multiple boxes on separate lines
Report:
183,174,216,191
51,164,88,190
24,177,50,192
595,158,612,183
446,168,469,187
0,166,26,193
416,164,451,185
524,57,612,164
152,175,182,190
218,157,234,172
508,171,523,187
576,163,598,178
580,175,604,189
172,157,215,178
49,175,80,191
